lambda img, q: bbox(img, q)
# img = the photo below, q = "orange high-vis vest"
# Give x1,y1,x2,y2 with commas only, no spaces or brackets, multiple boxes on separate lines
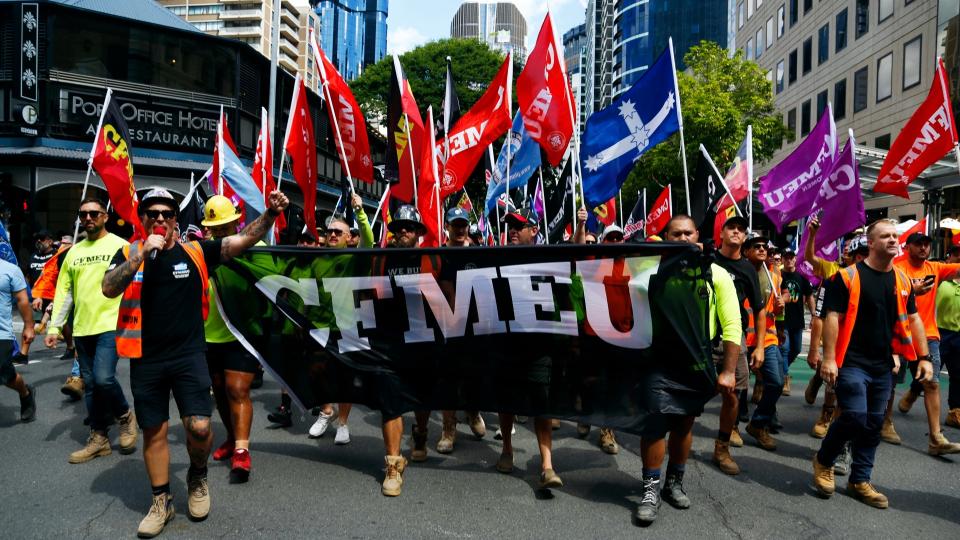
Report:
116,241,210,359
834,265,916,368
744,298,757,347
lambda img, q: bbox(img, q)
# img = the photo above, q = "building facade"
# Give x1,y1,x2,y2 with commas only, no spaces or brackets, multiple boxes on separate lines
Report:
563,23,590,128
450,2,527,59
314,0,388,81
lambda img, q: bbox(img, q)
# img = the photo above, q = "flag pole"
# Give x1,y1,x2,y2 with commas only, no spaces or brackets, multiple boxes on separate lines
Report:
276,73,301,192
217,105,225,195
310,30,355,195
74,87,113,243
642,188,647,239
746,124,754,230
403,112,419,206
936,57,960,177
617,190,623,227
668,37,692,215
444,56,454,163
427,106,443,246
539,168,550,244
260,108,268,201
370,186,390,228
700,144,744,218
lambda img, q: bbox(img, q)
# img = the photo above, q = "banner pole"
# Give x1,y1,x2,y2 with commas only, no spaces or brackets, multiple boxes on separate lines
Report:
617,190,623,228
310,30,355,195
746,124,754,230
74,87,113,243
700,144,744,218
403,112,419,206
668,37,692,215
217,105,224,196
539,168,550,244
642,188,647,238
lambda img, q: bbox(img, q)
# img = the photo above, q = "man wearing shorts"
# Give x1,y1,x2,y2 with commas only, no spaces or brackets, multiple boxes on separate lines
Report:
0,257,36,422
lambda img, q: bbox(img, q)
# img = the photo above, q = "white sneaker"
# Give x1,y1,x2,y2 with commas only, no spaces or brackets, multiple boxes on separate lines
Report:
335,424,351,445
309,410,334,438
493,425,517,440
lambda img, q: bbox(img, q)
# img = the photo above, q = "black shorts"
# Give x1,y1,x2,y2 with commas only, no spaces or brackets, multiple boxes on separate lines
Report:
0,340,16,385
206,341,260,374
640,413,692,440
130,352,214,429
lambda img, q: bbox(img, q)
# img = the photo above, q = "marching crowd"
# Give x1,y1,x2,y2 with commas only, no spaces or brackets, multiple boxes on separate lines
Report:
2,190,959,537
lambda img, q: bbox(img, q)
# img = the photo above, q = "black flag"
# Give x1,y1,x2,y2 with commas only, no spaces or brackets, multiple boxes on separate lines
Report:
546,159,575,244
179,181,209,242
623,197,645,239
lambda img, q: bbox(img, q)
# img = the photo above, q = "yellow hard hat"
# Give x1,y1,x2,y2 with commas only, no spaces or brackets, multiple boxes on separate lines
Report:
201,195,240,227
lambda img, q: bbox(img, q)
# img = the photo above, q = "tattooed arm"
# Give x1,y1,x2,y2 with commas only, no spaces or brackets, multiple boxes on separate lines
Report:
220,190,290,262
102,248,146,298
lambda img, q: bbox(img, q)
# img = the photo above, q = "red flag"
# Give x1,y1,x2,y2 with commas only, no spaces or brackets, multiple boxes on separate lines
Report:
252,107,285,236
379,188,394,247
875,58,958,198
440,55,513,198
211,108,240,196
592,197,617,227
91,93,146,239
312,34,374,184
645,185,672,237
724,127,753,202
517,13,575,167
283,74,319,239
895,217,928,262
385,56,425,203
418,108,444,247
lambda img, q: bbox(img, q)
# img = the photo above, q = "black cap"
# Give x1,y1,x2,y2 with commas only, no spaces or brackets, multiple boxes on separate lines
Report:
782,248,797,257
906,231,933,244
742,231,770,249
505,208,538,226
33,229,52,240
722,215,749,230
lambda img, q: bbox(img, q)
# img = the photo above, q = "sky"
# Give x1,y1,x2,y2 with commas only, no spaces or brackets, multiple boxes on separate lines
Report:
387,0,589,57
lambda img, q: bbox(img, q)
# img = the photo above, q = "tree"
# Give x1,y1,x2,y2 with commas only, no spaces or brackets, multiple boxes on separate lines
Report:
620,41,791,213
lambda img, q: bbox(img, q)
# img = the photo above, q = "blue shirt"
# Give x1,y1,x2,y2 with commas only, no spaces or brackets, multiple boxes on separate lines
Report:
0,260,27,341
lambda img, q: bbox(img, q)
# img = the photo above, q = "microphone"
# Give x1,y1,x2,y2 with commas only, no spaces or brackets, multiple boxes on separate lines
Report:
149,225,165,260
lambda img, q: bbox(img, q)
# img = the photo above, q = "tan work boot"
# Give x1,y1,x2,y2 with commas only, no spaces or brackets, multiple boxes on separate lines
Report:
712,440,740,475
751,379,763,404
929,431,960,456
466,412,486,438
746,423,777,451
946,408,960,429
186,472,209,520
898,390,919,414
810,406,834,439
782,375,792,396
382,455,407,496
117,410,138,454
436,416,457,454
730,427,744,447
410,425,428,462
137,493,174,538
60,376,84,401
804,373,823,405
69,430,111,464
811,455,835,497
880,419,901,445
598,428,619,454
847,482,888,509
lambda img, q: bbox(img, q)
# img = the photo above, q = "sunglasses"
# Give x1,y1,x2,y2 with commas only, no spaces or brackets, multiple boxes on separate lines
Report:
144,209,177,220
326,229,348,237
78,210,104,219
750,244,767,251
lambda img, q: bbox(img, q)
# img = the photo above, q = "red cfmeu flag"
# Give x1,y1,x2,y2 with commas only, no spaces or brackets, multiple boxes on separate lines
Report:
91,91,146,239
518,13,575,167
645,185,672,237
252,107,285,236
311,32,374,184
895,216,928,262
418,107,444,248
875,58,959,198
283,74,319,240
440,54,513,199
385,55,425,203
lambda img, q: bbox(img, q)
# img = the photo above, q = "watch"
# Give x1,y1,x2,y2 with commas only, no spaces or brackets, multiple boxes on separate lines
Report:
917,355,932,361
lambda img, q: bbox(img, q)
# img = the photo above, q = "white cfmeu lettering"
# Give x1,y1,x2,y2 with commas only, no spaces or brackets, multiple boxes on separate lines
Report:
884,106,951,183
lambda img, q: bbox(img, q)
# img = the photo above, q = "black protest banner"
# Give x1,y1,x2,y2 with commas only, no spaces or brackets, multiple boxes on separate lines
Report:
213,243,718,434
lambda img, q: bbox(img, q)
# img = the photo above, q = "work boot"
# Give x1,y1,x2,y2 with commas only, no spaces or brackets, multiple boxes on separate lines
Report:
634,477,661,524
847,482,888,509
751,379,763,404
137,493,174,538
551,418,561,430
436,416,457,454
712,440,740,475
834,442,852,476
466,412,486,438
381,455,407,497
810,406,834,439
599,428,619,455
730,427,744,448
117,410,138,454
539,469,563,489
19,384,36,423
880,419,902,445
661,472,690,509
782,375,792,396
898,390,919,414
811,455,835,497
928,431,960,456
746,423,777,451
60,376,84,401
805,373,823,405
946,408,960,429
69,430,111,464
410,425,428,462
186,470,210,520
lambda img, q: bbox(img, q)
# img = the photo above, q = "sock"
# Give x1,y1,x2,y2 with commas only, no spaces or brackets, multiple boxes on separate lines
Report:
666,462,686,476
641,468,661,481
152,483,170,496
718,430,731,442
188,465,208,478
281,393,292,408
235,439,249,451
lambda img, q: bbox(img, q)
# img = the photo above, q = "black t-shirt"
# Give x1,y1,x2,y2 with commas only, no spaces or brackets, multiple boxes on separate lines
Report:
824,261,917,375
781,270,813,331
111,240,222,362
713,251,763,332
28,251,54,284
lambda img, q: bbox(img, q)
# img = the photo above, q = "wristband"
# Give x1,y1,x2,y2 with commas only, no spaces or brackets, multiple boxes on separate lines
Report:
917,355,931,361
267,207,281,217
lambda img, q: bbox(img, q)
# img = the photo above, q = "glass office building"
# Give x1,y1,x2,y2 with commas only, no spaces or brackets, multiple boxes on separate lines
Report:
314,0,388,81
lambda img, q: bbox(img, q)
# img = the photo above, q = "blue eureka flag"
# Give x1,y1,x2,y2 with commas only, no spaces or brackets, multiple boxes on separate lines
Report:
485,111,541,215
221,142,266,221
581,46,681,208
0,221,17,266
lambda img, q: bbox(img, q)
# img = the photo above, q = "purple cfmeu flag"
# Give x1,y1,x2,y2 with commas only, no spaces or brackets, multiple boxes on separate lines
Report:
811,138,864,257
759,105,837,230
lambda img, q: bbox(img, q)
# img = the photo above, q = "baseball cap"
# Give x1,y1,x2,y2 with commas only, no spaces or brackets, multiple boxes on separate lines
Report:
505,208,537,226
445,207,470,224
600,224,625,241
722,215,749,230
848,234,869,255
139,187,179,214
742,231,770,249
782,248,797,257
906,231,933,244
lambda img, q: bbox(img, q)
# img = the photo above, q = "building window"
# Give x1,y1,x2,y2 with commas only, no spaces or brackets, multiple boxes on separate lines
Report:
801,100,811,136
802,37,812,74
856,0,869,39
757,0,763,7
803,0,812,14
738,2,745,28
790,0,798,27
776,60,785,93
875,134,891,150
818,24,829,65
748,0,754,18
789,49,798,83
903,36,922,90
787,108,797,137
877,52,892,102
778,5,785,37
835,78,847,120
817,90,828,118
878,0,893,23
767,18,774,49
854,66,868,112
756,29,764,58
747,38,754,60
836,9,848,52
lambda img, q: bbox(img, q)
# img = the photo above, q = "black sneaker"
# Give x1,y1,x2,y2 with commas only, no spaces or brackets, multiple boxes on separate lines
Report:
20,384,36,423
834,442,852,476
661,472,691,509
12,353,29,365
59,348,76,360
267,405,292,427
634,477,661,525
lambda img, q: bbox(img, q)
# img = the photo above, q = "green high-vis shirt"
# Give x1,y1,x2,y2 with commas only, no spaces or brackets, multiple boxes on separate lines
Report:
936,279,960,332
48,233,129,337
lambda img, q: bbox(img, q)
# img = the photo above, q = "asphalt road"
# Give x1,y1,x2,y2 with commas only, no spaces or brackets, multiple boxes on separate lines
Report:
1,338,959,539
